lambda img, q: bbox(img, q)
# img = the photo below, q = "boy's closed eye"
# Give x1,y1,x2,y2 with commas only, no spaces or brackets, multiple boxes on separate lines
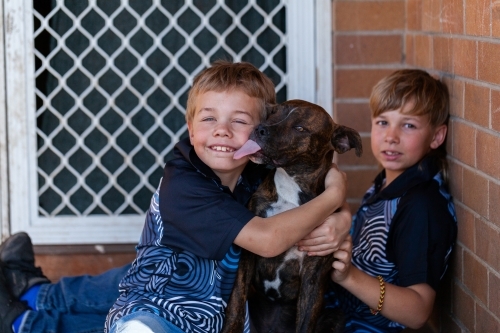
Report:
233,118,251,125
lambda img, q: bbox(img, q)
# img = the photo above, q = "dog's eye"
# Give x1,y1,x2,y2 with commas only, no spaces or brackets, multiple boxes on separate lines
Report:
294,126,305,132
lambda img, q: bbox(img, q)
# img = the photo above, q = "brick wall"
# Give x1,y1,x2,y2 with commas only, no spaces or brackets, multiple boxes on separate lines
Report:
34,244,136,282
334,0,500,332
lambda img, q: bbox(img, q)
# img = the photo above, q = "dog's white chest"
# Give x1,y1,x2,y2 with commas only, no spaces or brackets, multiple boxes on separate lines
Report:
262,168,306,299
266,168,301,216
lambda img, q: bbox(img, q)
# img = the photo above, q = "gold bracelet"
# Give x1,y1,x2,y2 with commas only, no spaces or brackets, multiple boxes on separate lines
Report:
370,275,385,315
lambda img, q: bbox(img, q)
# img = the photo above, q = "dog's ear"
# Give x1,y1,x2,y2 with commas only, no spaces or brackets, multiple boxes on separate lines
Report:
331,125,363,157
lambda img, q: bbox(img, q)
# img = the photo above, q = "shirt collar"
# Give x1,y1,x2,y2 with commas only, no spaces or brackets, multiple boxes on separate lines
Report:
173,137,269,203
368,155,441,203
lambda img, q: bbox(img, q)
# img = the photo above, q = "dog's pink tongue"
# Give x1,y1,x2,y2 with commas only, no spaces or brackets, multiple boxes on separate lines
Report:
233,140,261,159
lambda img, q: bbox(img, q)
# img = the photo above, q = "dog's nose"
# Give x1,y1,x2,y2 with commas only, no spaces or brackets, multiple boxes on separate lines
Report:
255,124,268,137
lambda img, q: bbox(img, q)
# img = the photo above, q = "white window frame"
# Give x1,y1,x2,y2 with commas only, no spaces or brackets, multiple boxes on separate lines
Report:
1,0,331,244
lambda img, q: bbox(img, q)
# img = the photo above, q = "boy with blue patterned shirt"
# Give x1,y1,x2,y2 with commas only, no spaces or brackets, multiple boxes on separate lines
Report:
104,61,349,333
330,69,458,332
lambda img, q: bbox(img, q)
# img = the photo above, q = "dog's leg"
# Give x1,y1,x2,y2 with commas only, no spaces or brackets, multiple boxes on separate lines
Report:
315,307,345,333
295,257,333,333
221,249,255,333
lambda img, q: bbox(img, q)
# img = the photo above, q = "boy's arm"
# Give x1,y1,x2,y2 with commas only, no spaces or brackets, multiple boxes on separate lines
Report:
335,266,435,329
332,237,435,329
234,165,346,258
296,201,352,256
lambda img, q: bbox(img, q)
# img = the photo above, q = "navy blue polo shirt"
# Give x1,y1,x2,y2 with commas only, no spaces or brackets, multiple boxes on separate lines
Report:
158,137,268,260
106,138,270,333
327,155,457,333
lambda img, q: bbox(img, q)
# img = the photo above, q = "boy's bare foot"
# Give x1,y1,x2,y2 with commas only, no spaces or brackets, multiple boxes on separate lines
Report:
0,232,50,298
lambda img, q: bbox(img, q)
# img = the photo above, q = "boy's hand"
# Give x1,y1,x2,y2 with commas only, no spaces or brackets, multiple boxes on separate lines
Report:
297,202,352,256
331,235,353,283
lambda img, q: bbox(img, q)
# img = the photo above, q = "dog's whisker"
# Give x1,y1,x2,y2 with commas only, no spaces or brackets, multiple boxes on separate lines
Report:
264,107,299,127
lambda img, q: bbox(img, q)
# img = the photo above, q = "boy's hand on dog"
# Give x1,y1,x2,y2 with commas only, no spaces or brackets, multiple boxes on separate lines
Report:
297,202,352,256
297,165,349,256
331,235,353,283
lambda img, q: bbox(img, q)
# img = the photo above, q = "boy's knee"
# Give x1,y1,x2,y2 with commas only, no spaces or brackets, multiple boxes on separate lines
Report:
114,318,156,333
110,312,184,333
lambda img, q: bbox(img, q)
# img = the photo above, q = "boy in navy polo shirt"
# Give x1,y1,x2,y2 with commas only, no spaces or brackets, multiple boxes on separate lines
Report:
331,69,457,332
104,61,349,333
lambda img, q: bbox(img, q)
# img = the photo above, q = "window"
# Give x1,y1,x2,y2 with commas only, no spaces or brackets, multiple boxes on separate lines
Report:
2,0,332,244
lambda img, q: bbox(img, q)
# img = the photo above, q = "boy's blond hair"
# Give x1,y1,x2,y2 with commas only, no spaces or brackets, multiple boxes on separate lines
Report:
369,69,451,183
185,60,276,123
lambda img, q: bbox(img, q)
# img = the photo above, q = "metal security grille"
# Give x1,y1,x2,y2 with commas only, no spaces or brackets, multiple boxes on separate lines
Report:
34,0,287,217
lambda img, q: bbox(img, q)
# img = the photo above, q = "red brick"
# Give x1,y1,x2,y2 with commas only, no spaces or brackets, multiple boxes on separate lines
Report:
446,121,453,159
492,90,500,132
463,169,489,217
489,272,500,319
490,181,500,228
433,36,453,72
422,0,442,32
348,202,361,216
344,168,380,199
456,205,475,252
476,303,500,332
493,0,500,37
448,159,463,202
335,35,403,65
335,69,394,99
414,34,433,68
453,39,476,79
407,0,422,31
335,1,405,31
451,120,475,167
478,42,500,85
476,130,500,179
452,283,475,332
442,0,465,34
444,78,464,118
465,0,491,36
36,252,135,282
476,219,500,272
464,83,489,127
336,102,372,133
405,34,415,66
463,251,488,305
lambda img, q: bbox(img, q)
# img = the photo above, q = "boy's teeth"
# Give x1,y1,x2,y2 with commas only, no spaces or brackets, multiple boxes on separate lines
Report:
213,146,233,152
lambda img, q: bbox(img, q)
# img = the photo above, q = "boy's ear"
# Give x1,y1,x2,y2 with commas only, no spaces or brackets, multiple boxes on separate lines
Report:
430,124,447,149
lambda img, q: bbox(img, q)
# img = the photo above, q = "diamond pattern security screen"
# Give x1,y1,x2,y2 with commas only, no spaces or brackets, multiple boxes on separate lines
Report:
34,0,287,217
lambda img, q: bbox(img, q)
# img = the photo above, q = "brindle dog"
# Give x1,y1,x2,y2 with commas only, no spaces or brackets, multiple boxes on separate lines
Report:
222,100,363,333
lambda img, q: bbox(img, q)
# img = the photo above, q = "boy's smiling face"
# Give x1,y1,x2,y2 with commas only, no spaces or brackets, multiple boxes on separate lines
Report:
370,102,447,186
187,89,262,189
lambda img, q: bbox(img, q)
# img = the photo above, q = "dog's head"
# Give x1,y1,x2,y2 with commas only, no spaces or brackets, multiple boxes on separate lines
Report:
234,99,362,168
